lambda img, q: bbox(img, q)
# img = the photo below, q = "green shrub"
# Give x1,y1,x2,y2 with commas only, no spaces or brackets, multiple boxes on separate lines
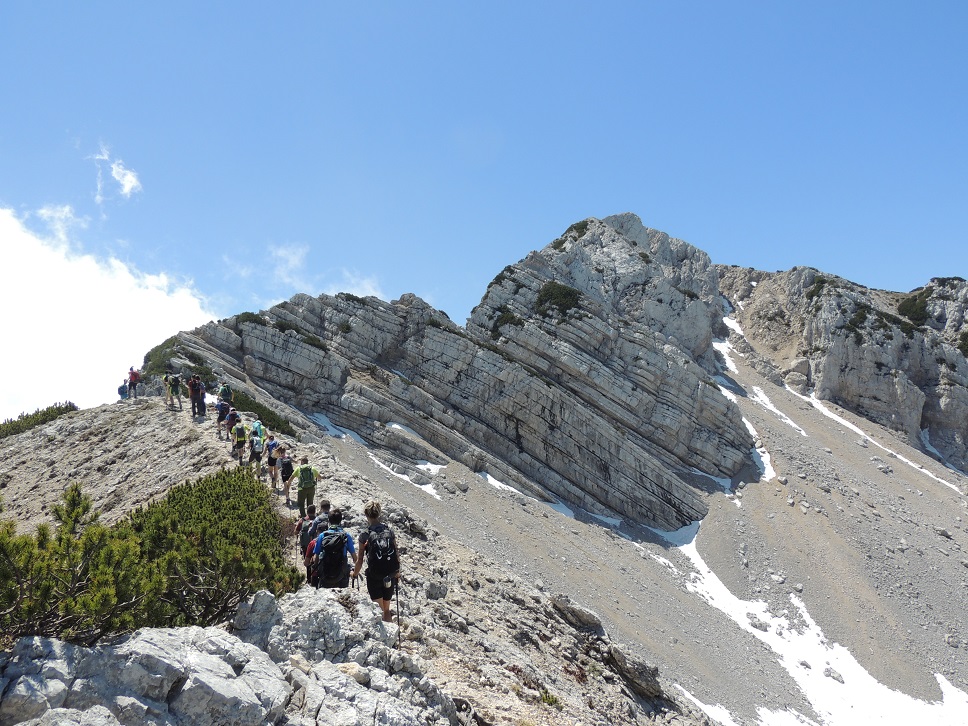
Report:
535,281,582,317
804,277,828,301
301,334,328,352
130,468,300,625
638,252,650,264
275,319,306,336
898,287,934,325
491,307,525,340
0,402,78,440
339,322,353,334
232,391,297,437
143,336,180,377
236,312,268,327
337,293,367,305
563,219,590,238
0,472,300,647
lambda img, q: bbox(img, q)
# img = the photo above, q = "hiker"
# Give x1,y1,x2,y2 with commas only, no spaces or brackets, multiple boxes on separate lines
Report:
251,418,266,441
285,456,319,517
277,447,294,498
218,381,233,404
294,504,318,578
231,418,248,465
307,499,332,540
351,499,400,622
223,406,240,439
309,508,356,589
188,374,204,417
196,377,207,417
248,426,265,478
164,372,183,410
127,367,141,398
118,380,128,401
265,435,280,485
214,400,230,438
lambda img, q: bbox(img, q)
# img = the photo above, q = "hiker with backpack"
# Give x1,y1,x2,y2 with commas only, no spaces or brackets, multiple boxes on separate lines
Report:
118,380,128,401
164,372,183,411
188,375,205,417
285,456,319,517
308,508,357,589
294,504,318,579
231,418,248,465
247,426,266,478
265,435,280,485
277,447,294,498
307,498,331,541
127,367,141,399
351,499,401,623
218,381,233,404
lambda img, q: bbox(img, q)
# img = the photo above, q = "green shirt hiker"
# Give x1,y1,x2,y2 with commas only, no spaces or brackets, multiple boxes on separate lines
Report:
286,457,319,517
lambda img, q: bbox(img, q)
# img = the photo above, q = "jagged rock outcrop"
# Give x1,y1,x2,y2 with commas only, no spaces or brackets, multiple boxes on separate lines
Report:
719,266,968,469
170,215,754,530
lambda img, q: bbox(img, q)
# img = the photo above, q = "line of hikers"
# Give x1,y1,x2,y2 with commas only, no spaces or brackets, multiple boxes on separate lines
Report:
293,498,401,622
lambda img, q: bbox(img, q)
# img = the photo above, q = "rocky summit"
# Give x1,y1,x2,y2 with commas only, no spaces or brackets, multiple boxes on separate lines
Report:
2,213,968,725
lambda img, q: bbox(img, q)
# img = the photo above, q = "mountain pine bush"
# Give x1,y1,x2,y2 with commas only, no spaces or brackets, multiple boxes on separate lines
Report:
0,470,300,647
0,402,78,440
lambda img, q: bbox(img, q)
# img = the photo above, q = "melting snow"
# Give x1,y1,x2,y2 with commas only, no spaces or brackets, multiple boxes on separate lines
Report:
368,453,441,499
310,412,368,445
751,386,807,436
788,391,962,495
477,471,517,492
651,521,968,725
712,339,738,373
416,460,445,475
722,316,745,336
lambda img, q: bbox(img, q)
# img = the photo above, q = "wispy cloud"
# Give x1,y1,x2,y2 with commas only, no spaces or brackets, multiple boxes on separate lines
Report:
35,204,88,247
269,244,311,290
324,270,386,300
92,143,142,206
1,207,214,420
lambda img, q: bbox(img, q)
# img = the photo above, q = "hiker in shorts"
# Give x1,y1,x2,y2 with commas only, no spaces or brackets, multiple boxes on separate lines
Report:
351,499,400,622
218,381,233,404
247,427,265,478
265,435,280,485
285,456,319,517
309,508,357,589
164,372,183,410
128,367,141,398
214,400,230,437
222,406,239,439
231,418,248,465
277,447,294,498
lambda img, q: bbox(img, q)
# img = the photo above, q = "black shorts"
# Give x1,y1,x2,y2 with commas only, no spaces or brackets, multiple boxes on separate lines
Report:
233,441,246,452
249,450,263,462
365,570,395,601
217,412,228,423
266,456,277,467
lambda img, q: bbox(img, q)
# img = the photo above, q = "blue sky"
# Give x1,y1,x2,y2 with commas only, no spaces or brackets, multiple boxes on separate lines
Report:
2,2,966,419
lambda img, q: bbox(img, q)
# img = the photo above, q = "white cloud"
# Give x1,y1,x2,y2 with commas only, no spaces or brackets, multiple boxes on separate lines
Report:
269,244,310,290
92,143,142,205
324,270,386,300
36,204,89,246
110,159,142,198
0,208,215,421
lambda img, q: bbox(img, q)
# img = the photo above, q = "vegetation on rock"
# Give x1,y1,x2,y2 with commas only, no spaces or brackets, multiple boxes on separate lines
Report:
898,286,934,326
536,281,582,317
232,391,297,436
0,469,300,648
0,402,78,440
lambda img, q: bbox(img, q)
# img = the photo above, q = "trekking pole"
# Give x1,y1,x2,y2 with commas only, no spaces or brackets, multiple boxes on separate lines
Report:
395,578,402,649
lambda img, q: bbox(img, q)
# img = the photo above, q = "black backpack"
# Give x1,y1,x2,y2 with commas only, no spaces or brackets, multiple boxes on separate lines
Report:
317,528,349,588
365,524,398,577
298,517,314,554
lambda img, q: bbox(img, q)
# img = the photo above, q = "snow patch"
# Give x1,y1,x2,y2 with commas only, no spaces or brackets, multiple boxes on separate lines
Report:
713,339,738,373
723,316,745,336
310,412,368,445
751,386,807,436
477,471,517,493
654,522,968,725
369,453,441,499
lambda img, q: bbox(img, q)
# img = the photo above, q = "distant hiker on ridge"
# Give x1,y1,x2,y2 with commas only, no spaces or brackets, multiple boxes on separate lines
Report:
127,367,141,399
163,372,182,411
118,380,129,401
188,374,205,418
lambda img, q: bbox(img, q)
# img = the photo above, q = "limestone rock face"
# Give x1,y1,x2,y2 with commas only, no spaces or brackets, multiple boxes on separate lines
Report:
719,266,968,469
174,215,754,530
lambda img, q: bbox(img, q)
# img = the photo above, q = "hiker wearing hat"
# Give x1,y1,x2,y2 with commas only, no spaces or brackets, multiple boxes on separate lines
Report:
127,367,141,399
